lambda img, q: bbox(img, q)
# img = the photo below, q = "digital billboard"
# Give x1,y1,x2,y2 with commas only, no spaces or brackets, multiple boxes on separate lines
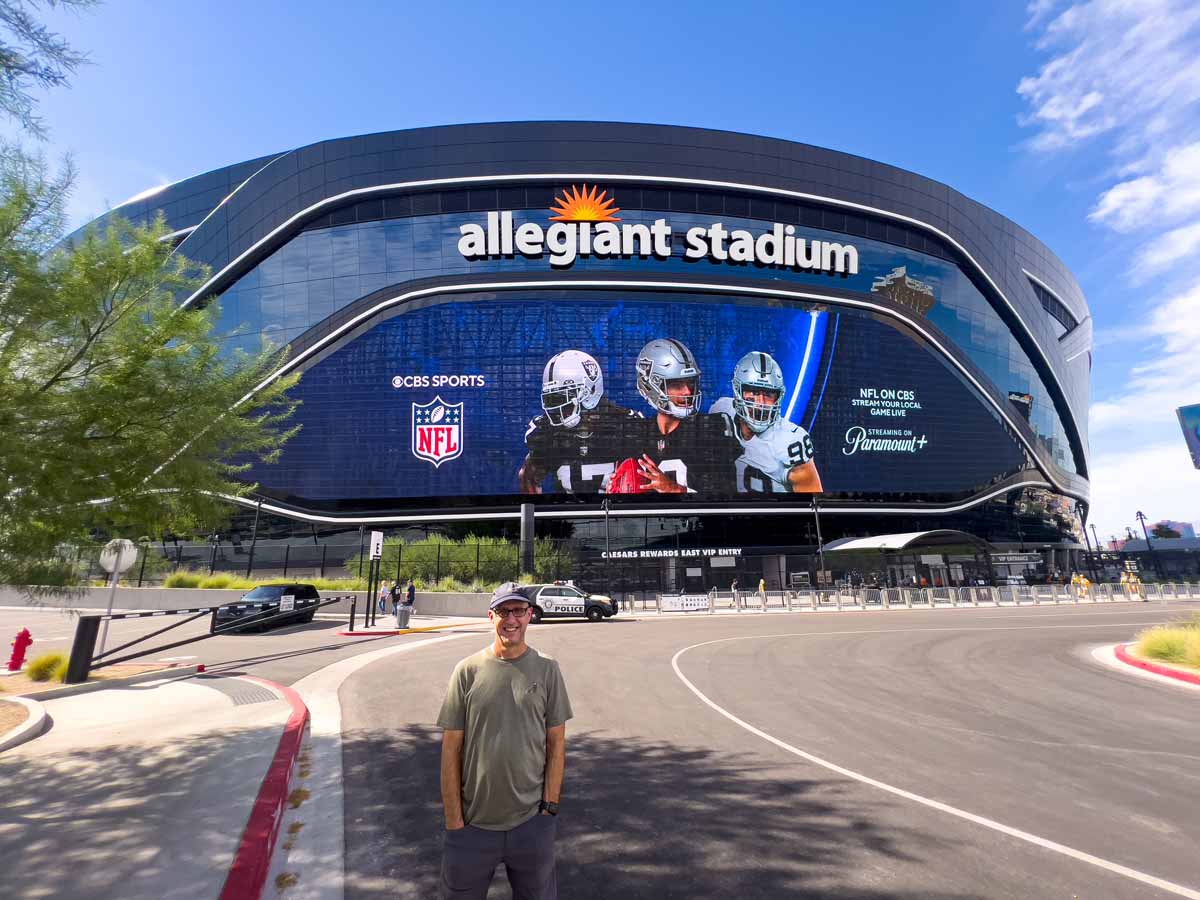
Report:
246,289,1028,510
1177,404,1200,470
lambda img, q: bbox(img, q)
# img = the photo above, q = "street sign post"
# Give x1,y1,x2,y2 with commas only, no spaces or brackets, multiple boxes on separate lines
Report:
369,531,384,560
98,539,139,656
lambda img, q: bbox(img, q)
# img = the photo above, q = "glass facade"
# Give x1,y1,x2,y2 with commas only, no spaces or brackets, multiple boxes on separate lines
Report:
211,206,1080,476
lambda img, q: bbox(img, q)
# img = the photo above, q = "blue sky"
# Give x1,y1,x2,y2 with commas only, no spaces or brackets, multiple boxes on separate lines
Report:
22,0,1200,542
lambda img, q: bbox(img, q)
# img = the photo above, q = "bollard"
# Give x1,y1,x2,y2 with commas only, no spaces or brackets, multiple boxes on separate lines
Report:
349,597,357,632
7,628,33,672
65,617,101,684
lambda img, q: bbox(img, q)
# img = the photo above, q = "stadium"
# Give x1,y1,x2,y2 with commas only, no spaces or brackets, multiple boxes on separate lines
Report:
73,122,1093,592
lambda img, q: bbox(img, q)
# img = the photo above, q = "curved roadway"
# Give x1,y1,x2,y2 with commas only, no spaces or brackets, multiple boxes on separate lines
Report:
339,603,1200,899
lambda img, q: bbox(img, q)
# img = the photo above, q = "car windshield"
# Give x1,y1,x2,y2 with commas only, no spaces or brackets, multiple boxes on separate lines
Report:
242,586,289,600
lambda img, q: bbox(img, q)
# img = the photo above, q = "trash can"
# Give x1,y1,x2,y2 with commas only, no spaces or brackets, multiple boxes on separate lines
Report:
395,604,412,629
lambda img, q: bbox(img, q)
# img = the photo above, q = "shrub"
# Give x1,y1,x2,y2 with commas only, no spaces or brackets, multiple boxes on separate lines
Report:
199,574,234,589
1136,628,1189,663
52,658,68,682
164,571,202,588
26,652,67,682
1186,629,1200,669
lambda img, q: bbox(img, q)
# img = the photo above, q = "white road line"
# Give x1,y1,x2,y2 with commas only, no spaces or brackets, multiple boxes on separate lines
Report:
671,634,1200,899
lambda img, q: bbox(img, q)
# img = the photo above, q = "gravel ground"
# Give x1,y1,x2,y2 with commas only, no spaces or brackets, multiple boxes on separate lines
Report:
0,698,29,735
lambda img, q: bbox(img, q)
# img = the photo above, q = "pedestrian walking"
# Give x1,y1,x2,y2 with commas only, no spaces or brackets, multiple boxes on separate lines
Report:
390,580,403,614
437,582,572,899
378,580,390,614
758,577,767,611
731,577,740,611
406,578,416,609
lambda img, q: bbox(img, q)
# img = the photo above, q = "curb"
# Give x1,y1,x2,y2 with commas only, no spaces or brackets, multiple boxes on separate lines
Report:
1115,643,1200,687
219,675,309,900
0,695,47,753
18,663,202,701
336,621,481,637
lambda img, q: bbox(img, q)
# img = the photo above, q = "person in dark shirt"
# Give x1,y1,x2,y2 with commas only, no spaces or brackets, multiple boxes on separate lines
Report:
518,350,642,494
623,338,741,495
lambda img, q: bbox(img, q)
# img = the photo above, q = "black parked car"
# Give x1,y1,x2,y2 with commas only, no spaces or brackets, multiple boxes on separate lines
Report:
215,583,321,632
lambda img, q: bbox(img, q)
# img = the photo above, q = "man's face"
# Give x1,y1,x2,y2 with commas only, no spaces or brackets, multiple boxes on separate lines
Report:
489,601,531,647
665,378,697,411
742,385,780,407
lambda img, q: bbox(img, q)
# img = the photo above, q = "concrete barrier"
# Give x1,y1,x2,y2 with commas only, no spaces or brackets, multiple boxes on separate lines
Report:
0,586,491,618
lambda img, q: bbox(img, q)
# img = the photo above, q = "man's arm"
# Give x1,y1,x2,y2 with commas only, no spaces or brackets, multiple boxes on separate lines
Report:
441,729,466,829
542,723,566,809
787,460,823,493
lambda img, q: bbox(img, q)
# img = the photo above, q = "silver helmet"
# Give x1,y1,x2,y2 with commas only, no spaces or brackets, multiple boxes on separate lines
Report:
731,351,785,433
636,338,702,418
541,350,603,428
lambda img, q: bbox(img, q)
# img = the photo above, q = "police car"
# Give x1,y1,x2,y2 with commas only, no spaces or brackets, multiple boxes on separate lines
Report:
514,582,617,623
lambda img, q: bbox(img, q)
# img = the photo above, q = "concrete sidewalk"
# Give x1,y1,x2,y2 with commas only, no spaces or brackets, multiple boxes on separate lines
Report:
0,672,292,900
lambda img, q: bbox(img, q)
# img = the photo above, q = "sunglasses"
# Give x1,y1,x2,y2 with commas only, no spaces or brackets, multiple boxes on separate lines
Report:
494,605,531,619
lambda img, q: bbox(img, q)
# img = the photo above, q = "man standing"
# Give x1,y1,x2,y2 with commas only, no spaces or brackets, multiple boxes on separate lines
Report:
406,578,416,609
438,583,573,899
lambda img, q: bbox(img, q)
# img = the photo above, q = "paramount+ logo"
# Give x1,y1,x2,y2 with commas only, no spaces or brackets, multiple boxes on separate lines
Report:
457,183,859,275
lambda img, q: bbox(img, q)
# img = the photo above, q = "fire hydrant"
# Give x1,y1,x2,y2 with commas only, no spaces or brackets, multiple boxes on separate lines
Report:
7,628,32,672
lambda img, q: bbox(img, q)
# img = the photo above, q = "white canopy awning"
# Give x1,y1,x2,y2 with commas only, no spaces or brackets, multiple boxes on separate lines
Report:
820,530,993,553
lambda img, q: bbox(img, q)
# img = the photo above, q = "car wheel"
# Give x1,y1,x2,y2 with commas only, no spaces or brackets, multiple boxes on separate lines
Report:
529,606,543,624
303,612,315,624
585,606,603,622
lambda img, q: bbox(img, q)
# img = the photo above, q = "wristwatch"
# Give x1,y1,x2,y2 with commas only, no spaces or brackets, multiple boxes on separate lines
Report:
538,800,559,816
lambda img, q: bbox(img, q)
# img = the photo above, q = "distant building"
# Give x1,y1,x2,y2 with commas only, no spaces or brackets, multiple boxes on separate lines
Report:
1153,520,1196,538
871,266,936,316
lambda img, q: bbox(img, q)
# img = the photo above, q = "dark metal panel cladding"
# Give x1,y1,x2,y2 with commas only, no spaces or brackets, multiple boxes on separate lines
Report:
70,122,1093,478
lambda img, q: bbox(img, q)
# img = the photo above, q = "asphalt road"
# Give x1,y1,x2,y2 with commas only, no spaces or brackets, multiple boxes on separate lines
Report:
338,602,1200,900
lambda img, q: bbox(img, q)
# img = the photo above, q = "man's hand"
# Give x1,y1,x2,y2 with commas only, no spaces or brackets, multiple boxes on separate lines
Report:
638,455,685,494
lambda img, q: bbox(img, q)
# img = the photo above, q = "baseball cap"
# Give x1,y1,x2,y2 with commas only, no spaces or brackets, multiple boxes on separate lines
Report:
489,582,531,610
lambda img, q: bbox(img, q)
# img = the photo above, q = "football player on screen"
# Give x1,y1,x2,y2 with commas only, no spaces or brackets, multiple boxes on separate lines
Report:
518,350,642,494
709,350,823,493
614,338,741,494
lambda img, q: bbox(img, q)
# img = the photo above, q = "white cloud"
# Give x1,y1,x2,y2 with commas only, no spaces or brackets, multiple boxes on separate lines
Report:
1134,221,1200,275
1017,0,1200,153
1086,440,1200,543
1090,141,1200,232
1090,283,1200,432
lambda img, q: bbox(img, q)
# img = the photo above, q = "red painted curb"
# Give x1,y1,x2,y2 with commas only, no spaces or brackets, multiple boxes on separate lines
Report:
218,675,309,900
1115,643,1200,687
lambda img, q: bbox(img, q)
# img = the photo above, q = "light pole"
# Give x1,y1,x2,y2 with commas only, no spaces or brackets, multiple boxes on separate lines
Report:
1135,511,1163,580
601,499,612,603
811,496,825,585
1079,510,1099,582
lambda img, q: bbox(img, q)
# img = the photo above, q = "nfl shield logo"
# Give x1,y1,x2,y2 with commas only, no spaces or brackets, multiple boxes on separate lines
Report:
412,397,464,468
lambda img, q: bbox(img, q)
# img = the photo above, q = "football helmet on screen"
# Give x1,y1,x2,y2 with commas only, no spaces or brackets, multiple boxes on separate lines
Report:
731,351,786,433
636,338,702,418
541,350,603,428
605,457,649,494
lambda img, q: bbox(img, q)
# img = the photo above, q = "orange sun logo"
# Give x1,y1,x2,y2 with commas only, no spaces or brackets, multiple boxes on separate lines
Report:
549,184,621,222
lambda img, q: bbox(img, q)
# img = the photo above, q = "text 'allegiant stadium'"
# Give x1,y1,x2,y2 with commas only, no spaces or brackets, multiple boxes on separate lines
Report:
457,211,860,274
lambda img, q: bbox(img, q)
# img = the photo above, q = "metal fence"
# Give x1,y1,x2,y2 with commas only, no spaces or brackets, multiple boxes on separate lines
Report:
73,538,578,586
640,582,1200,613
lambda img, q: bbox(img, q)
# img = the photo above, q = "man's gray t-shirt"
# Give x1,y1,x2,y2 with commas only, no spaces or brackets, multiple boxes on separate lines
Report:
437,646,573,830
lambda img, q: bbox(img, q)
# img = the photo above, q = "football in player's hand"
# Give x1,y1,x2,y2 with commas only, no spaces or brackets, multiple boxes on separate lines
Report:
606,458,650,494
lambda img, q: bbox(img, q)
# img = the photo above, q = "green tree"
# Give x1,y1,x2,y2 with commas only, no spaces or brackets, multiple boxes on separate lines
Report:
0,153,300,586
1151,524,1182,540
0,0,97,138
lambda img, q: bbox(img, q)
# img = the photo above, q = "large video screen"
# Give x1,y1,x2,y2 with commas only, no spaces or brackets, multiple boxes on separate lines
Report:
1178,404,1200,470
247,290,1028,507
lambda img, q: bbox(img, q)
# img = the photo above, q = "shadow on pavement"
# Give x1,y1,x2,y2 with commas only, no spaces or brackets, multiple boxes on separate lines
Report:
341,726,976,900
0,723,283,900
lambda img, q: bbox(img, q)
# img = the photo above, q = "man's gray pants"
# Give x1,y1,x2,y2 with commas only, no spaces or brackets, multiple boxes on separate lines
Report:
441,814,557,899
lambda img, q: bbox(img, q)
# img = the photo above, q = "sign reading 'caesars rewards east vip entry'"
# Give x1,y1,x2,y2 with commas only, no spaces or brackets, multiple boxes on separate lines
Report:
457,184,861,274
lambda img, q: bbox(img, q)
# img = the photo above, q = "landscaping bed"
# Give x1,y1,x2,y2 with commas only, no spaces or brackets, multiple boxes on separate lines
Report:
0,698,29,734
